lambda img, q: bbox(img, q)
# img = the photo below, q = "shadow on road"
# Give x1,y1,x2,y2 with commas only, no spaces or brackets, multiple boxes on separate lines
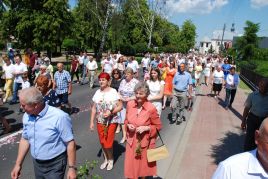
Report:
113,141,125,164
96,141,125,164
217,97,243,121
210,130,245,165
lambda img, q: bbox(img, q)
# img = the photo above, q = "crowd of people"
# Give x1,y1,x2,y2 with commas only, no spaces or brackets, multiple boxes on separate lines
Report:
0,49,267,179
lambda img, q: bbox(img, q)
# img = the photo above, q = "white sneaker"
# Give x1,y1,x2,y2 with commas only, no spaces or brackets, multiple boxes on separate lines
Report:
100,160,108,170
107,160,114,171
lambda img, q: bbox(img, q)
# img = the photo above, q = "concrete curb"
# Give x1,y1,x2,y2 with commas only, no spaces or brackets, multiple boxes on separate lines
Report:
165,89,202,178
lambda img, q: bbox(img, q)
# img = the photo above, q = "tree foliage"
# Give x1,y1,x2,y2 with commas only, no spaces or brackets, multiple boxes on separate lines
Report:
0,0,72,53
1,0,197,55
234,20,260,60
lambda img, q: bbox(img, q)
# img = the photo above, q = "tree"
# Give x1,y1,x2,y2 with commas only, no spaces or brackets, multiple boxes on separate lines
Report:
234,20,260,60
1,0,72,53
178,20,196,53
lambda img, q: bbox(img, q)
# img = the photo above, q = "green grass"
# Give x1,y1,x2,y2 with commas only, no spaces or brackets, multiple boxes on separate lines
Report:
239,80,251,91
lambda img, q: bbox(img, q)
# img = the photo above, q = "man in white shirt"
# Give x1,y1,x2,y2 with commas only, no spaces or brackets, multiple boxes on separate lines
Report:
10,55,28,104
127,56,139,78
86,56,98,88
141,54,150,75
101,56,114,74
224,67,239,109
212,117,268,179
78,51,84,78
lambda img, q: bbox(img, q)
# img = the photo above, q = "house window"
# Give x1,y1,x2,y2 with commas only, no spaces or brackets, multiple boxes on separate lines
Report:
201,42,204,47
206,43,209,47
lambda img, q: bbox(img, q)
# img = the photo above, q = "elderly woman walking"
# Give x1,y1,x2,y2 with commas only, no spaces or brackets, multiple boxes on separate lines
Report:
90,72,123,171
124,82,162,179
118,67,139,143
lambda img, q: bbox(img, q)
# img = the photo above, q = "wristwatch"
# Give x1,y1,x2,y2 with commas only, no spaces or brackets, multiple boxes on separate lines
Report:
68,165,77,170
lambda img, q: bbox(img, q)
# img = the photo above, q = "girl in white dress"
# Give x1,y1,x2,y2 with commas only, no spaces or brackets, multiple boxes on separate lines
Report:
203,58,212,86
146,68,165,116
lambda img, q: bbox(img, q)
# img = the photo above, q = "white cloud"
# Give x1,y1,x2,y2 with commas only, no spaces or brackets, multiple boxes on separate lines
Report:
166,0,228,14
251,0,268,8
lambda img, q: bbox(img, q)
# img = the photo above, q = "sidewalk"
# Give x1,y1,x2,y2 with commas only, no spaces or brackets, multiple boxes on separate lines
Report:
165,85,249,179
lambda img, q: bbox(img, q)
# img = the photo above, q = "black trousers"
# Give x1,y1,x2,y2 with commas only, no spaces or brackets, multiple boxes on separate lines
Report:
225,88,237,106
33,151,67,179
71,70,79,82
244,113,265,151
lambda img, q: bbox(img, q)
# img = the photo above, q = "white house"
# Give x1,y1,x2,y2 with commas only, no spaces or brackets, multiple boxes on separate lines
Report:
199,29,238,54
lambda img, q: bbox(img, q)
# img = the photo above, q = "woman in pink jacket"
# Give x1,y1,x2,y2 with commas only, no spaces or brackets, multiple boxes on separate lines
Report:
124,82,162,179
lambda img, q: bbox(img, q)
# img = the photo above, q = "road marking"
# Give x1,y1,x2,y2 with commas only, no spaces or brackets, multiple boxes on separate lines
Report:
0,130,22,144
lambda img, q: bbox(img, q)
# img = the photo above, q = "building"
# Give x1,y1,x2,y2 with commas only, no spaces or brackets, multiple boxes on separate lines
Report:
199,29,238,54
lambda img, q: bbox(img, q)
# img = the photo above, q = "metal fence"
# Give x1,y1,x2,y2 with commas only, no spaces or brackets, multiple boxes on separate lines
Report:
240,67,266,91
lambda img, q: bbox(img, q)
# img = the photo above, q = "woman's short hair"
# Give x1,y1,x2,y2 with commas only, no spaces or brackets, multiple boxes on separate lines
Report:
98,72,111,81
112,69,122,79
36,75,49,87
134,82,150,97
150,68,161,81
19,87,44,105
124,67,134,74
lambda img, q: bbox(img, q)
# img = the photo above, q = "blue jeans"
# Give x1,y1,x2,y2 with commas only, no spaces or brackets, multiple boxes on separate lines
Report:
81,65,87,84
11,82,22,102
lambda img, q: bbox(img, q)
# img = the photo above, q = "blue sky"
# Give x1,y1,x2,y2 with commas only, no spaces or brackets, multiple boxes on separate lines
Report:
69,0,268,42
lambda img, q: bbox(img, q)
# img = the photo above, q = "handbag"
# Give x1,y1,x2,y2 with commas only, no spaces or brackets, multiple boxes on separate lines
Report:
147,129,169,162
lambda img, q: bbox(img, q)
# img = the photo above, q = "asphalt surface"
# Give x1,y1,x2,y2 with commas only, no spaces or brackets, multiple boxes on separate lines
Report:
0,75,198,179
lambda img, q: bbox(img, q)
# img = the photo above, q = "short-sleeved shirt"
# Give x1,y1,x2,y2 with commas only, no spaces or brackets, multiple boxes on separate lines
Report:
118,78,139,98
141,57,150,68
222,64,231,76
213,70,224,84
150,60,160,69
92,88,120,124
44,89,61,107
147,80,165,102
13,62,28,83
86,60,98,71
127,60,139,73
173,71,192,92
212,149,268,179
244,91,268,117
22,104,74,160
3,63,15,79
21,81,30,89
54,70,71,94
101,59,114,74
71,59,79,72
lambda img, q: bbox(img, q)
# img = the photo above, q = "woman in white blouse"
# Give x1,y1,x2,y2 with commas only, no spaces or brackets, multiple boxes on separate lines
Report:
146,68,165,116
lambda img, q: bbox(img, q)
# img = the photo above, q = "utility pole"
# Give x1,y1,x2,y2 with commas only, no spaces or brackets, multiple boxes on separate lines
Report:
220,23,226,52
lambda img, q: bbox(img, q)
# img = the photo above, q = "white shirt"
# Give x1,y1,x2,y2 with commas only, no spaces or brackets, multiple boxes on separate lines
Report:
141,57,150,68
101,59,114,74
146,80,165,102
78,55,84,65
212,149,268,179
226,74,239,89
3,63,15,79
177,58,185,65
86,60,98,70
213,70,224,84
21,80,30,89
13,62,28,83
127,60,139,73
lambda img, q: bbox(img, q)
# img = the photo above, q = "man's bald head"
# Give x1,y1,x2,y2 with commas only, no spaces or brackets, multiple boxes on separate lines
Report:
259,118,268,137
57,63,64,72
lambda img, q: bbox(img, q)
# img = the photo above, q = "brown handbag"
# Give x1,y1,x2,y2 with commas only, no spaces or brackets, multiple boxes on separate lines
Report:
147,129,169,162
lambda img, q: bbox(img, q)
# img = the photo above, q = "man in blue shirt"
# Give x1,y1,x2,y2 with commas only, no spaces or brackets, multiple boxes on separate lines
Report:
171,63,192,124
11,87,76,179
221,59,231,80
53,63,72,111
149,55,160,69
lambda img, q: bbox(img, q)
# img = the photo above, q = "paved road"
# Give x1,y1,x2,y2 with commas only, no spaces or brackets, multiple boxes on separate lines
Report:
0,77,196,179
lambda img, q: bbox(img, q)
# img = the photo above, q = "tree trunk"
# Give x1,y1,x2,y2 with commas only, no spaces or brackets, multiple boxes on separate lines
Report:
147,13,155,49
97,0,112,61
